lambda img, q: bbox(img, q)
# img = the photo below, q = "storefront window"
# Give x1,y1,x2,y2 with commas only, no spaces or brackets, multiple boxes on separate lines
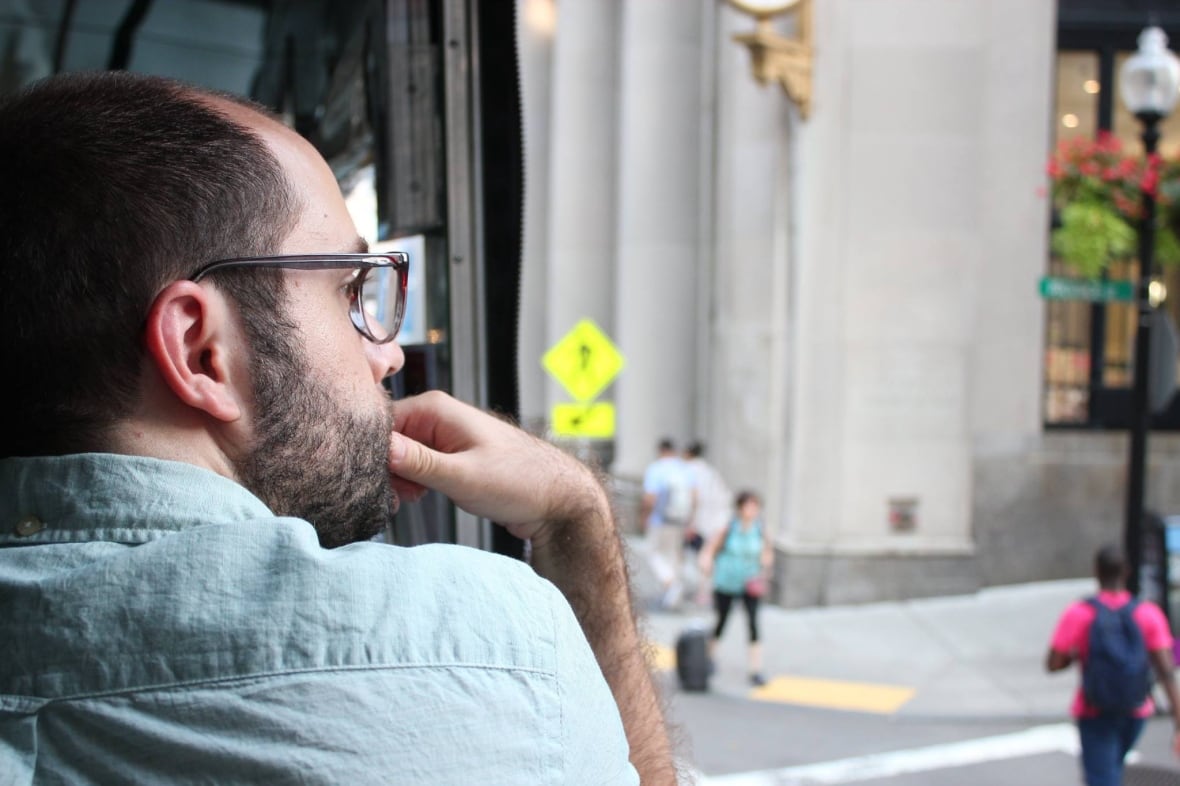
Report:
1043,44,1180,428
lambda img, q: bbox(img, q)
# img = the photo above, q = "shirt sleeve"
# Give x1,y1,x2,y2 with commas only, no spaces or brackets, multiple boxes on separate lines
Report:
1050,602,1090,654
642,465,659,494
548,583,640,785
1136,602,1174,652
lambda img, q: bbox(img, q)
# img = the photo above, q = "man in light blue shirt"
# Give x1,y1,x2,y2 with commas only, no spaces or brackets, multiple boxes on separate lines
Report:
0,72,674,784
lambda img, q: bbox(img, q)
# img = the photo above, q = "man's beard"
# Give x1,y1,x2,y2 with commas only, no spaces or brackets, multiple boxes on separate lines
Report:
235,333,396,549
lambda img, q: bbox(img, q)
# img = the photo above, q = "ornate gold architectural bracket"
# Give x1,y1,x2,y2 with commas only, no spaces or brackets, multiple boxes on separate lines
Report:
727,0,813,119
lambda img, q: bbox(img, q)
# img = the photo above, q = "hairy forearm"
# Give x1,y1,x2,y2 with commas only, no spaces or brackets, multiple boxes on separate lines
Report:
529,483,677,785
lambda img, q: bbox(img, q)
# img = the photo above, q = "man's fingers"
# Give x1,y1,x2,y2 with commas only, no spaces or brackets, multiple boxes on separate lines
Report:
385,390,604,532
388,430,447,486
391,390,475,450
388,428,489,515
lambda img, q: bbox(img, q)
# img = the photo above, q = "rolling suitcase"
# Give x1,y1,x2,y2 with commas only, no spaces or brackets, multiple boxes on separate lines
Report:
676,626,710,692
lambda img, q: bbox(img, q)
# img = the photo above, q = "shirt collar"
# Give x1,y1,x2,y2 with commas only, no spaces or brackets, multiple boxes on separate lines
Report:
0,453,274,546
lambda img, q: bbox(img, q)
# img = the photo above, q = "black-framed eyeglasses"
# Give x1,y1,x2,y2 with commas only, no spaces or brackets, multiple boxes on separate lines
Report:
188,253,409,344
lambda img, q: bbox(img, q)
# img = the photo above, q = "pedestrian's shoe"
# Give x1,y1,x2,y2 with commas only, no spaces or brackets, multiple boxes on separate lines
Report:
749,673,767,687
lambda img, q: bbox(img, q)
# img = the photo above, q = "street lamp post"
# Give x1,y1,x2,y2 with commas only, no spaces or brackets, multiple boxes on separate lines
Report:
1120,27,1180,595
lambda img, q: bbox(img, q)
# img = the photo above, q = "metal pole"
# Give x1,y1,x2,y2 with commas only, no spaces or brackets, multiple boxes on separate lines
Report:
1124,114,1161,596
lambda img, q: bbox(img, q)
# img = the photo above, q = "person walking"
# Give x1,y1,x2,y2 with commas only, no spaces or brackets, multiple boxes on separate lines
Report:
699,490,774,686
641,438,694,609
682,441,732,605
1046,544,1180,786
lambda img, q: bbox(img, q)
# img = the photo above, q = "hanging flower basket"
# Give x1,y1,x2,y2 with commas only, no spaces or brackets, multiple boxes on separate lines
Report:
1046,131,1180,279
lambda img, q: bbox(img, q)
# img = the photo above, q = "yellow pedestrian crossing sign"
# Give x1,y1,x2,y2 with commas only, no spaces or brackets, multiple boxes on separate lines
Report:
551,403,616,438
542,319,625,403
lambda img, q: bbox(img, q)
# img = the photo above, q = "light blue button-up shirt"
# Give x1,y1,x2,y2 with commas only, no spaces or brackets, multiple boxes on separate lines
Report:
0,454,638,785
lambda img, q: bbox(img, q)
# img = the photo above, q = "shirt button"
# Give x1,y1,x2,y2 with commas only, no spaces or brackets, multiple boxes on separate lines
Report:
15,516,45,537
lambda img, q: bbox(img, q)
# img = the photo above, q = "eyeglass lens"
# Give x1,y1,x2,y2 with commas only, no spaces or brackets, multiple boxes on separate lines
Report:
349,269,386,343
349,265,404,344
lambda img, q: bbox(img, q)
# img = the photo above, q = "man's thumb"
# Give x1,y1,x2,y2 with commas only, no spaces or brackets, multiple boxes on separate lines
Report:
388,431,441,482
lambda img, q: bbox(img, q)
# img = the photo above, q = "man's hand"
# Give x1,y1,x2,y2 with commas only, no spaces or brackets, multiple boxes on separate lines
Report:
1045,647,1072,672
387,391,606,543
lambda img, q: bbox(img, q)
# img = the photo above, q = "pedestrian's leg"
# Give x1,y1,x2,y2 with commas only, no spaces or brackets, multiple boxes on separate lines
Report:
743,593,765,686
656,525,684,608
1077,716,1121,786
1112,716,1145,784
666,524,685,607
681,538,699,602
645,526,673,589
694,569,712,607
712,591,734,642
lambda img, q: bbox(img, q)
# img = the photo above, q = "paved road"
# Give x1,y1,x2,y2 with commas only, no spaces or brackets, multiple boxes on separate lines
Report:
667,682,1179,784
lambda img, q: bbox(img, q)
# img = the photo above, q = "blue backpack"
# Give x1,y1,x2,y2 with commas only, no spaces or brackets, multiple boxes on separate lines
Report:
1082,598,1153,714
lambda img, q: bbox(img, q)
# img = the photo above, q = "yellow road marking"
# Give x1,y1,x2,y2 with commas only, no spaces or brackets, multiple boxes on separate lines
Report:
647,642,676,672
751,675,915,714
648,639,913,715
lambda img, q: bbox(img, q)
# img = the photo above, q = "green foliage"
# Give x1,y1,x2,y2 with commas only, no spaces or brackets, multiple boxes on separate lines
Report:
1051,203,1136,278
1158,221,1180,266
1045,133,1180,278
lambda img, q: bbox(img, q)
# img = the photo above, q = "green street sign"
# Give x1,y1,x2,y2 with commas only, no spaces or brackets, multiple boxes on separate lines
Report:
1038,276,1134,302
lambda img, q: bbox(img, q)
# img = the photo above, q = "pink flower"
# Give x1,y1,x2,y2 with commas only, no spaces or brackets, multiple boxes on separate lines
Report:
1141,168,1159,196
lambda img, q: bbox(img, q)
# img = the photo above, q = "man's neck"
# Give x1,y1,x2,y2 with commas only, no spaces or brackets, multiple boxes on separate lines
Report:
106,415,240,483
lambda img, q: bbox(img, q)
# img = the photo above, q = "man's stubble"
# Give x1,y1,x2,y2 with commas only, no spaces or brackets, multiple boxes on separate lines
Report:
235,327,397,549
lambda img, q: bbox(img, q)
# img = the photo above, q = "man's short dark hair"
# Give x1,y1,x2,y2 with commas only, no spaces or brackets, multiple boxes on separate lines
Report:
686,441,704,458
1095,544,1127,587
657,438,675,453
0,71,300,457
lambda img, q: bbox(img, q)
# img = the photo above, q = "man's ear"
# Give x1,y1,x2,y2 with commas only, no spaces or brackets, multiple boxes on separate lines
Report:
143,281,245,423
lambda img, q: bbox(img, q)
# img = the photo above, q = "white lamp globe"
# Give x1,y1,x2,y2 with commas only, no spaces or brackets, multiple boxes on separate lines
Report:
1119,26,1180,118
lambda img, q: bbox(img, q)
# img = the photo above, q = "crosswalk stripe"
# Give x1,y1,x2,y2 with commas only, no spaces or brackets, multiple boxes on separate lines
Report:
694,722,1079,785
750,675,915,714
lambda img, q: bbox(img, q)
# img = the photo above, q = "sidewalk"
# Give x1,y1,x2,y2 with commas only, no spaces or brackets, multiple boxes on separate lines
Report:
628,535,1090,721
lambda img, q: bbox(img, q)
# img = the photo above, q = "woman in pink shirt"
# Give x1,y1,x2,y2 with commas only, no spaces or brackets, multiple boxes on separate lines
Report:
1046,545,1180,786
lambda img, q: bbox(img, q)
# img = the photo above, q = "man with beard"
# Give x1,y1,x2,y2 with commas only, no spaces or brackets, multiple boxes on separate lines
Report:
0,72,674,784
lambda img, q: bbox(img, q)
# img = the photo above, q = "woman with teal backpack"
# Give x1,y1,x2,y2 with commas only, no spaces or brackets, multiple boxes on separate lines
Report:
698,490,774,686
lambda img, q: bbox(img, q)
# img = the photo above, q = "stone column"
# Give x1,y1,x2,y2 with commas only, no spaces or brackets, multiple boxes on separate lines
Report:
780,0,1006,605
613,0,705,477
515,0,556,431
543,0,622,420
707,5,797,531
